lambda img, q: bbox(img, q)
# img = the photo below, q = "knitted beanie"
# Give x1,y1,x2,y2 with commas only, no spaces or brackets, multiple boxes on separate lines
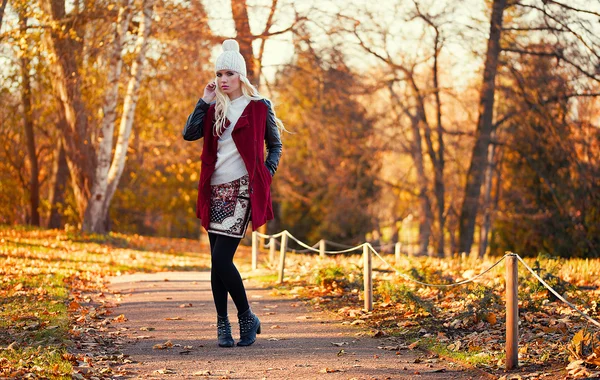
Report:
215,39,247,77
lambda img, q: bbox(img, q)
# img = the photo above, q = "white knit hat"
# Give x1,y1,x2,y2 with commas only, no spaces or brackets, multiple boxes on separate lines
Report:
215,39,247,77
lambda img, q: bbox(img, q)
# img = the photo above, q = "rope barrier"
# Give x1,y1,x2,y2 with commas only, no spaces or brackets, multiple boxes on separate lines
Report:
256,231,287,239
257,230,366,255
255,231,600,328
322,240,355,249
285,232,365,254
516,254,600,329
367,243,509,288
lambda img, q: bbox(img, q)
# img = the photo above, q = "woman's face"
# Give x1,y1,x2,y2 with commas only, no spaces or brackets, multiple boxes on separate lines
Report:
216,70,242,98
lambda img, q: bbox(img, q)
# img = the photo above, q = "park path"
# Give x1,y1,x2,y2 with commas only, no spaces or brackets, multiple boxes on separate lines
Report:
107,271,490,379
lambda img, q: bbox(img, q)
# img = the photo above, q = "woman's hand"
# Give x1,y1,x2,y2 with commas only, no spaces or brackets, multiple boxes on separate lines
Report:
202,81,217,103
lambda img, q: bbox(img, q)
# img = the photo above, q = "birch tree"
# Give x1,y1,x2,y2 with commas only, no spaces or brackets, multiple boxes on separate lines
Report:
83,0,154,233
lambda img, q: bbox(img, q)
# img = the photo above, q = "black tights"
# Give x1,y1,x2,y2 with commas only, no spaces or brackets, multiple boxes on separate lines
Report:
208,232,250,318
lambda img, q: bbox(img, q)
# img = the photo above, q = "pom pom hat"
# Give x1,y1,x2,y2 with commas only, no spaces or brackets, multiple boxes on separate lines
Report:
215,39,247,77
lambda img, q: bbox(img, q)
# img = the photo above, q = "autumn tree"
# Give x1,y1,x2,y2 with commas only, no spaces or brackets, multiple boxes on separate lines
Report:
350,0,461,256
491,46,600,257
274,42,381,243
459,0,600,255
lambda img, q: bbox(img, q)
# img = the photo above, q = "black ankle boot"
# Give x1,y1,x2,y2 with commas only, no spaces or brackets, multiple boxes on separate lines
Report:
237,309,261,347
217,315,234,347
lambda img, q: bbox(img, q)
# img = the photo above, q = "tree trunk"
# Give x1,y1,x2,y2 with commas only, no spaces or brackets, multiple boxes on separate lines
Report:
19,12,40,226
458,0,507,254
98,0,155,231
48,138,69,228
387,84,433,256
411,119,433,256
0,0,8,34
82,0,134,233
230,0,256,84
478,132,496,258
432,34,445,257
41,0,96,221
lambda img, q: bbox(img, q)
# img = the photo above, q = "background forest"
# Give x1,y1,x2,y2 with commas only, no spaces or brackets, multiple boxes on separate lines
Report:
1,0,599,258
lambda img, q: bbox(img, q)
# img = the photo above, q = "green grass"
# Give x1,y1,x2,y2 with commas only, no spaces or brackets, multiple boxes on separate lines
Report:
248,273,279,283
0,226,212,378
417,337,498,367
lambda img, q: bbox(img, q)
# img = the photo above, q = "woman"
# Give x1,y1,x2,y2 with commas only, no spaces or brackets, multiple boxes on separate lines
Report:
182,39,284,347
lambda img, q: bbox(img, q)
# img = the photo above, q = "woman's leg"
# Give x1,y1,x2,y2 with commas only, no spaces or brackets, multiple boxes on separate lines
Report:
208,232,250,316
208,233,229,317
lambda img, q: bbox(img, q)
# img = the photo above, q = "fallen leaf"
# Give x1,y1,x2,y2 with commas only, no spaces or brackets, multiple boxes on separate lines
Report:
586,352,600,366
179,303,193,308
153,340,174,349
408,341,419,350
154,368,176,374
193,370,211,376
139,326,155,331
113,314,127,322
165,316,183,320
320,368,340,373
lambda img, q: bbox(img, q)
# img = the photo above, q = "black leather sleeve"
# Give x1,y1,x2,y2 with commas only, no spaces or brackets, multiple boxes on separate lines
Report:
183,98,211,141
262,99,283,176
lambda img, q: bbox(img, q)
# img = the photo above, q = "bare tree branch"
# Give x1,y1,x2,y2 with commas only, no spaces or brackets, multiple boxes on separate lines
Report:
545,0,600,17
501,47,600,82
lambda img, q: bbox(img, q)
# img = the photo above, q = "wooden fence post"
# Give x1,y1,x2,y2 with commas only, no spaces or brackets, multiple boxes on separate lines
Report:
505,253,519,370
395,242,401,265
277,232,288,284
252,231,258,270
363,244,373,311
319,239,325,258
269,237,276,265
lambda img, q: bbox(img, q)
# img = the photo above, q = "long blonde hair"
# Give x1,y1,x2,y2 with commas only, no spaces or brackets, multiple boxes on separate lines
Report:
213,74,286,137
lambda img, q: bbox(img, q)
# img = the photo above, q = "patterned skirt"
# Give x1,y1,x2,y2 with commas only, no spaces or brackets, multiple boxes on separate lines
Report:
208,174,252,238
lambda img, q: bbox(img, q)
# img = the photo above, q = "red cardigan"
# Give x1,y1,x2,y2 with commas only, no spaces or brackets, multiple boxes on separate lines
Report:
195,100,275,231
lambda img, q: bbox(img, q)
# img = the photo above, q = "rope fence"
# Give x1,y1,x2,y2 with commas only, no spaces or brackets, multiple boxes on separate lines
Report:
251,230,600,370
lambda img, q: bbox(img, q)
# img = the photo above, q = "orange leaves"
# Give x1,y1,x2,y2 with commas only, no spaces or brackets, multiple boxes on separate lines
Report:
485,312,497,325
320,367,341,373
153,340,174,349
68,301,81,311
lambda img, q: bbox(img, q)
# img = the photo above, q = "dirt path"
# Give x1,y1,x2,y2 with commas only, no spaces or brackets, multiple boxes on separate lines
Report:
107,271,490,379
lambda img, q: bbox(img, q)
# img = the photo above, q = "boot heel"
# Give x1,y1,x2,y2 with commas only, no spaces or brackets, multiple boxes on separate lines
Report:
257,324,261,334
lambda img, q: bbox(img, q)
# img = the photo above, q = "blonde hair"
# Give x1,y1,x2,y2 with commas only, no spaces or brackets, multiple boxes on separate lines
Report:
213,74,286,137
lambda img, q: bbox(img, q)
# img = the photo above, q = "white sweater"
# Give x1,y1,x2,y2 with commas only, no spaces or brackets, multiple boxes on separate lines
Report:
210,96,251,185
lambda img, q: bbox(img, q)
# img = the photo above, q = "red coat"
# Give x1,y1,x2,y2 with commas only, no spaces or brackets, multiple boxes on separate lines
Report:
195,100,275,231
